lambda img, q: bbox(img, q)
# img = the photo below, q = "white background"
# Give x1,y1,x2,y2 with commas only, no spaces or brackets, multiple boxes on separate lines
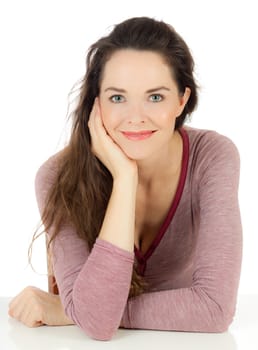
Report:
0,0,257,297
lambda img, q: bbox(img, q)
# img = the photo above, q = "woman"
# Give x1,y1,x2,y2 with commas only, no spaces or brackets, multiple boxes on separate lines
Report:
8,17,242,341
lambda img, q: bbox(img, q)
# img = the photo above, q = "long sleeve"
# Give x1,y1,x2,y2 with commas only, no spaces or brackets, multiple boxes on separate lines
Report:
35,154,134,340
121,133,242,332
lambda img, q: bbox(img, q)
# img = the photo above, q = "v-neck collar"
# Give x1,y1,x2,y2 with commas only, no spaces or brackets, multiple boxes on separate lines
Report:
134,127,189,275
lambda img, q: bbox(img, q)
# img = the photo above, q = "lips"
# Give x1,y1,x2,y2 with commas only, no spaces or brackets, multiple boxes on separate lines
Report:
121,130,156,141
122,130,155,136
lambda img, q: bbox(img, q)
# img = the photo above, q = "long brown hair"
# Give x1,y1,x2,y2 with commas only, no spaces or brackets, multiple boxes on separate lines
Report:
32,17,198,298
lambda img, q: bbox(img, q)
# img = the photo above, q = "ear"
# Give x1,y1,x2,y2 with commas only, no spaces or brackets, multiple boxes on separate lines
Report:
176,87,191,117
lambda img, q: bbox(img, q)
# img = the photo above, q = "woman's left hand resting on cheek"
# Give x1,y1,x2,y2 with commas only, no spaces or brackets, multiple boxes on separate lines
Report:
8,286,74,327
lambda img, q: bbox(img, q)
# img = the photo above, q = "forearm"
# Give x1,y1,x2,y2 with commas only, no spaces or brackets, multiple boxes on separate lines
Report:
48,172,137,339
121,286,234,333
98,173,138,253
68,239,134,340
64,176,137,339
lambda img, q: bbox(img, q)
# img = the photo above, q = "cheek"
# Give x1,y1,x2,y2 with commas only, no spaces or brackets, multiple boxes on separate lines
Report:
145,101,178,120
101,106,120,134
152,109,176,126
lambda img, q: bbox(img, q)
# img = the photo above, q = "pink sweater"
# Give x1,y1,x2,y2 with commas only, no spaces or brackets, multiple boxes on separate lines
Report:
35,126,242,340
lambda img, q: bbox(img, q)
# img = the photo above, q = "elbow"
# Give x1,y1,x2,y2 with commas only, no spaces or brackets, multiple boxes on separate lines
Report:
86,325,118,341
208,320,230,333
63,294,122,341
66,308,118,341
194,287,236,333
203,307,235,333
192,312,233,333
210,313,234,333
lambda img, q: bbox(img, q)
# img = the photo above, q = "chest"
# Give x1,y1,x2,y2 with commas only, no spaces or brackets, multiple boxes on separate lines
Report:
134,188,196,288
134,180,179,255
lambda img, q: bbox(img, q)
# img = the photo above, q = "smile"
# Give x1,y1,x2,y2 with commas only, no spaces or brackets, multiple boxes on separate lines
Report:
121,130,156,141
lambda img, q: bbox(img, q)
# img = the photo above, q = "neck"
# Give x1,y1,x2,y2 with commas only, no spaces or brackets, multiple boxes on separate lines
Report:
136,130,183,189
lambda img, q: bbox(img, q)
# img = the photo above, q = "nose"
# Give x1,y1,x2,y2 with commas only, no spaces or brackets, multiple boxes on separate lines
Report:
126,103,147,125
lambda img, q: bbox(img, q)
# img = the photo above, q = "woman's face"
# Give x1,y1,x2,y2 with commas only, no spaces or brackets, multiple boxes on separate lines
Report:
99,49,190,160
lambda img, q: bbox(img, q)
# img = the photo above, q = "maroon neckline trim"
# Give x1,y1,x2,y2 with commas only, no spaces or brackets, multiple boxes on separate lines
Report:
134,127,189,273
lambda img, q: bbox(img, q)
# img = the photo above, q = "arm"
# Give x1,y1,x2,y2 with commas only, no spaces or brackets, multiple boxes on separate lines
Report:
34,99,138,340
121,134,242,332
66,176,137,339
35,157,135,340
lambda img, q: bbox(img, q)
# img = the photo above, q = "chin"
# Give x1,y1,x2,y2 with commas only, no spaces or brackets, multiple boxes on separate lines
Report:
115,137,156,160
121,147,153,161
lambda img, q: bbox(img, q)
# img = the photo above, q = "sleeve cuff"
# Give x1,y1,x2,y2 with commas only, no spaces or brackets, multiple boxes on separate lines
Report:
95,238,135,262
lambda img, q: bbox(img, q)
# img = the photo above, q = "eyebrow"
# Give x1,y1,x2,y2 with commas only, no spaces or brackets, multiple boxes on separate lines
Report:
104,86,171,93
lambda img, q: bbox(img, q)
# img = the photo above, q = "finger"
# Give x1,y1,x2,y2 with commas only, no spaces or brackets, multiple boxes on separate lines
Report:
8,293,23,317
8,286,34,311
8,297,17,311
90,101,107,145
12,299,43,327
8,287,37,322
92,101,108,137
9,300,24,321
23,307,43,327
92,98,101,123
88,97,98,128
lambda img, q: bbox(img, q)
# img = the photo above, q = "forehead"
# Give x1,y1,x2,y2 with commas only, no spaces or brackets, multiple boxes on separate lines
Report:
100,49,175,88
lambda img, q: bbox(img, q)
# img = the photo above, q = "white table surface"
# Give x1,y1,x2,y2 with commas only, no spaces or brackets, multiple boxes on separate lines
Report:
1,295,258,349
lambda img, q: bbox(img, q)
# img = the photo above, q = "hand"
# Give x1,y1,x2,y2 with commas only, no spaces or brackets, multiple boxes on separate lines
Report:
8,286,74,327
88,98,138,180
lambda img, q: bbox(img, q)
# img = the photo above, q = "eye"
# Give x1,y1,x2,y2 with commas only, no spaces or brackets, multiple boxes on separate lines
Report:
109,95,125,103
149,94,163,102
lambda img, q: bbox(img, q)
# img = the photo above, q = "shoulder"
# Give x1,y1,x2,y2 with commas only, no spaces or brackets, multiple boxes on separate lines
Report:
182,126,241,190
184,126,240,168
34,149,66,210
35,150,64,188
